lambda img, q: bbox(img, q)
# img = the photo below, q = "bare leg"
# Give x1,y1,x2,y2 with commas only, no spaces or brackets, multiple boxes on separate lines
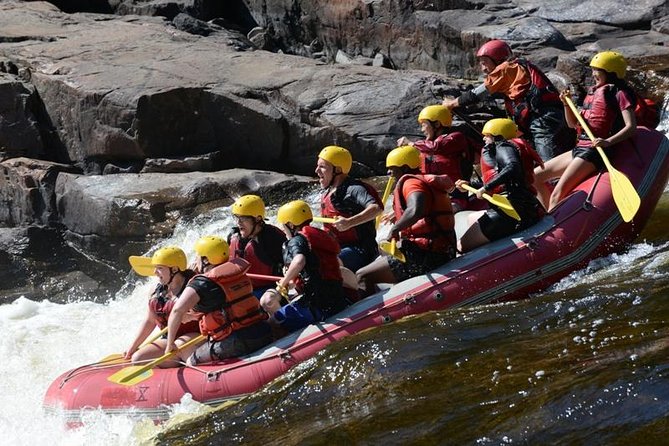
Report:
548,158,597,211
356,256,396,294
458,221,490,253
260,289,282,317
534,152,573,209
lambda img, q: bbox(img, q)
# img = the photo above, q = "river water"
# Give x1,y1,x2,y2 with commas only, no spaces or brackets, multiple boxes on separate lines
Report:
2,154,669,445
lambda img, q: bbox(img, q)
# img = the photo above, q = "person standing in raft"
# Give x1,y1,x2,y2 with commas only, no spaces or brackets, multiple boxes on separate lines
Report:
317,145,384,272
125,246,200,367
396,104,475,212
533,51,638,211
228,195,286,298
165,237,272,366
455,118,545,253
442,39,572,162
356,145,457,293
260,200,349,333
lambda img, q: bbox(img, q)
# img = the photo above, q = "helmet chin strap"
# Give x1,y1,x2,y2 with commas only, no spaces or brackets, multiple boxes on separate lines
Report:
326,168,343,189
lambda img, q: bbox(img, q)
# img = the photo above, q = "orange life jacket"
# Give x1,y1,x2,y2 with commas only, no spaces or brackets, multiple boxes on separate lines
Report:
393,174,456,252
196,258,267,341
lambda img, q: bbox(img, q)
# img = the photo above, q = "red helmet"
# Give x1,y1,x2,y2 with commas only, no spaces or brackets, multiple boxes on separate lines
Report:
476,40,513,64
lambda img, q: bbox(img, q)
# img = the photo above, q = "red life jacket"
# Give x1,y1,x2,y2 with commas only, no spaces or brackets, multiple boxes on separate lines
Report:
229,224,284,288
481,139,544,195
148,286,199,336
320,179,382,246
298,225,342,288
196,258,267,341
580,84,631,140
414,132,473,180
504,58,561,134
393,174,455,252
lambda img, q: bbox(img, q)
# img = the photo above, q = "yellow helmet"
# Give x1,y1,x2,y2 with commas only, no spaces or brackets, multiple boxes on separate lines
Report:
277,200,313,226
318,145,352,174
418,105,452,127
386,145,421,169
231,195,265,219
194,235,229,265
129,246,187,277
589,51,627,79
482,118,518,140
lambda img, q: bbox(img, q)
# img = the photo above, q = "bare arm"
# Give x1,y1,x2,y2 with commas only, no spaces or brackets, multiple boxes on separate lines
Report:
278,254,306,290
165,287,199,353
593,108,637,148
124,307,156,359
334,203,383,232
390,192,426,240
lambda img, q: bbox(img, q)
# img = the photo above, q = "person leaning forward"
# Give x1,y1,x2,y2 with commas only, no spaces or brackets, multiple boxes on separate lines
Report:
260,200,349,334
316,146,384,273
356,146,457,294
442,39,572,162
165,238,272,366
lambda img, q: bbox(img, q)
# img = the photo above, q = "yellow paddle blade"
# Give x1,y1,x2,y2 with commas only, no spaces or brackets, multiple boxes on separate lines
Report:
108,335,206,386
313,216,337,224
379,239,406,263
128,255,155,277
376,177,396,229
108,365,155,386
596,147,640,222
565,96,640,222
460,184,520,221
487,193,521,221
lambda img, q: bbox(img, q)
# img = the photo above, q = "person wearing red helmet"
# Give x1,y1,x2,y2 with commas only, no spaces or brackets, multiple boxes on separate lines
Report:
442,39,572,163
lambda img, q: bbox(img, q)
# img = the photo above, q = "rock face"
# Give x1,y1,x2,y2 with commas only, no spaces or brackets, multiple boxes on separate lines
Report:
0,0,668,301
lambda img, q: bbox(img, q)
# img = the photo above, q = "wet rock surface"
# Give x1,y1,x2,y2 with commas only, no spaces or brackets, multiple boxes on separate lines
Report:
0,0,667,301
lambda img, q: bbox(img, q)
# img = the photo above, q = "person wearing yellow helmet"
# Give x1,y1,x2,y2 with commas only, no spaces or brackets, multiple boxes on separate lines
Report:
316,145,384,272
165,248,272,366
442,39,572,162
455,118,545,252
356,146,457,293
228,195,286,297
533,51,638,211
125,246,200,367
397,104,475,211
260,200,348,333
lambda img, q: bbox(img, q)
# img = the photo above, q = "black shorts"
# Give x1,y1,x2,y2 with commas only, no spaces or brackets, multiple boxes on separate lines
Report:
478,207,519,242
572,144,604,170
387,241,455,282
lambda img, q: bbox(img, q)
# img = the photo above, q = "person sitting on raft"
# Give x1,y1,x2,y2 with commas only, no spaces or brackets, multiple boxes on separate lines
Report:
164,237,272,366
356,145,457,294
229,194,286,298
397,105,475,212
456,118,545,253
260,200,349,334
316,145,384,272
125,246,200,367
533,51,638,212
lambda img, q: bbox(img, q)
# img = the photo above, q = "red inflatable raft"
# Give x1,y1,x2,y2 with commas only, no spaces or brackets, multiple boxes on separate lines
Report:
44,128,669,425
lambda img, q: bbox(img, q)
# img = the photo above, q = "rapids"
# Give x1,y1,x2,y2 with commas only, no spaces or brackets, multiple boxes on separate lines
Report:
2,140,669,445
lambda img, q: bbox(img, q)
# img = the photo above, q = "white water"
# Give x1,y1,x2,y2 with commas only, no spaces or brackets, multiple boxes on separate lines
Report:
0,194,330,445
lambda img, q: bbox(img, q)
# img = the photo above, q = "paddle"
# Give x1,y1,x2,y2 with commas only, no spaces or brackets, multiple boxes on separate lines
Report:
247,273,283,282
376,176,396,229
459,183,521,221
564,96,640,222
379,238,406,263
99,327,169,363
313,216,336,224
108,334,206,386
